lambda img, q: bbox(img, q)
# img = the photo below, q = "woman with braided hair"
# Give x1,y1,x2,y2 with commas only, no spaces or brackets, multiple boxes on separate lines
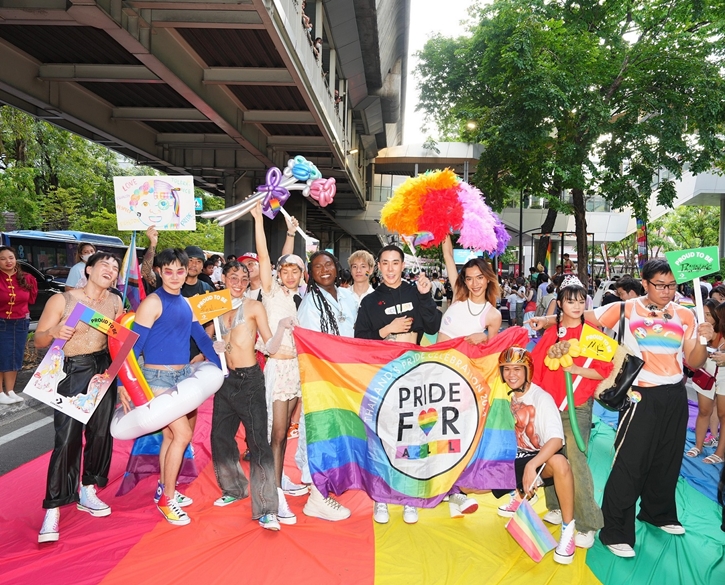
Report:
298,251,357,337
295,250,357,521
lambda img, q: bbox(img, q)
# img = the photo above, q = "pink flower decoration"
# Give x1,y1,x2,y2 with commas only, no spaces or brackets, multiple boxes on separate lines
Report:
309,177,336,206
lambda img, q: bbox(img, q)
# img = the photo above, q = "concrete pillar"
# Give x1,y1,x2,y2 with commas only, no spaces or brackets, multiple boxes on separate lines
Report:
337,235,352,267
224,174,254,256
329,48,336,94
314,0,323,40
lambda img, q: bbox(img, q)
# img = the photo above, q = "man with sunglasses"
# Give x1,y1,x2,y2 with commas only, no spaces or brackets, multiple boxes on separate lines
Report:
530,258,713,558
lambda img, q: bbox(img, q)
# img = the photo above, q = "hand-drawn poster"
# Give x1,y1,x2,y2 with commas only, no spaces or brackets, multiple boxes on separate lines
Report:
113,176,196,231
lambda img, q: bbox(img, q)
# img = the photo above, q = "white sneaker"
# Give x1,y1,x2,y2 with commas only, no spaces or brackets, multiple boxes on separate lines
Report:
77,485,111,517
575,530,596,548
174,490,193,508
7,390,24,403
554,521,576,565
373,502,390,524
303,485,351,521
606,543,635,558
277,487,297,525
258,513,281,531
659,524,686,535
448,493,478,517
403,505,418,524
38,508,60,543
497,492,537,518
214,495,241,507
543,509,562,525
0,392,15,405
281,474,309,497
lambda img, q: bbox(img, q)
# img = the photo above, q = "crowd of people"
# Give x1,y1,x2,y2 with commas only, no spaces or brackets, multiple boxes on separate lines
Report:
4,218,722,561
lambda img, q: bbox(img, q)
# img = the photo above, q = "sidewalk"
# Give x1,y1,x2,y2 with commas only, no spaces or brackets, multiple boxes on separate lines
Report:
0,345,48,420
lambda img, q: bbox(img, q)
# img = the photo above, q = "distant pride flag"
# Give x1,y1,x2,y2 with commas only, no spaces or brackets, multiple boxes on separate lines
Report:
118,231,146,311
294,327,529,507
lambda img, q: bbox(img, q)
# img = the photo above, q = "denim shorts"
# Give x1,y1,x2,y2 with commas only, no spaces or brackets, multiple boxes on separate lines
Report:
142,364,192,395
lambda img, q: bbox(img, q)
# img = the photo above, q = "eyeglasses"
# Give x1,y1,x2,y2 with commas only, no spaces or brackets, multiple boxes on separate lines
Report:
648,283,677,291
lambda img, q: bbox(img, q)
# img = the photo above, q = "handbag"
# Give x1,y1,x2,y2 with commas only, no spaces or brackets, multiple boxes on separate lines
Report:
595,303,645,411
691,367,716,390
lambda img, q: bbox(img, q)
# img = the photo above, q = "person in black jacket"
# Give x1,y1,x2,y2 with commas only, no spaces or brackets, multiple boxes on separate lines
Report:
354,245,442,525
355,245,442,345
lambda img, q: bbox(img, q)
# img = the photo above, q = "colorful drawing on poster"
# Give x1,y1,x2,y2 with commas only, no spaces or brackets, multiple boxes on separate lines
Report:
23,303,139,424
113,175,196,231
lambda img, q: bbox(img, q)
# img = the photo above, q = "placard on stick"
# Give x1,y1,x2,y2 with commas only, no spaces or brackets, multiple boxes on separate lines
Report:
664,246,720,284
113,175,196,231
24,303,139,424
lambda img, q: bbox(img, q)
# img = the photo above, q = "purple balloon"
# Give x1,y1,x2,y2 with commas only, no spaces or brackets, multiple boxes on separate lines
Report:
258,167,290,219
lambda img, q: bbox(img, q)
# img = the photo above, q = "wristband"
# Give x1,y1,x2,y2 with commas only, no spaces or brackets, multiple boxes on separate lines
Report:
287,232,295,237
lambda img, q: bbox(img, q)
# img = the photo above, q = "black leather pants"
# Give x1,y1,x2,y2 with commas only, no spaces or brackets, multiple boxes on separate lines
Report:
43,350,117,509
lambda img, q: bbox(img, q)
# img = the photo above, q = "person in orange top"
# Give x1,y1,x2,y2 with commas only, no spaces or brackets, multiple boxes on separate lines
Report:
0,246,37,404
530,275,613,550
529,258,713,558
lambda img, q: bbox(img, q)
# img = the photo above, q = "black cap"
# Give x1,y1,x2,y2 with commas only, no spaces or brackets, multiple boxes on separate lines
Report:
184,245,206,261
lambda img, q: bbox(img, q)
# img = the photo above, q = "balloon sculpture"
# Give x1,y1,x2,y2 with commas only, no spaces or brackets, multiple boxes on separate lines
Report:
379,168,510,255
201,155,336,225
108,312,224,441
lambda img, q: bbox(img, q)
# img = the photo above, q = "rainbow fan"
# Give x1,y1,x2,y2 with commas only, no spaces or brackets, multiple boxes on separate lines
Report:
380,169,510,254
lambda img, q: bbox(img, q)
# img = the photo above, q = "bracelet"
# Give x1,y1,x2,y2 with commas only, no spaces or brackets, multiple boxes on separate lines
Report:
287,232,295,237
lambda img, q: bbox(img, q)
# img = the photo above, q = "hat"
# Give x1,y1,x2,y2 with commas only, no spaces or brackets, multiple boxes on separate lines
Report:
561,274,584,289
276,254,306,272
184,245,206,261
237,252,259,264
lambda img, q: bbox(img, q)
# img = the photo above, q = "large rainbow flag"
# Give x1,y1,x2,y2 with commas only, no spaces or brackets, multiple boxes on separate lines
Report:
294,327,529,507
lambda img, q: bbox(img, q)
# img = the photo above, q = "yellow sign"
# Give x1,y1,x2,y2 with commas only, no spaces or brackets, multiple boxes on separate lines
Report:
578,324,617,362
189,289,233,323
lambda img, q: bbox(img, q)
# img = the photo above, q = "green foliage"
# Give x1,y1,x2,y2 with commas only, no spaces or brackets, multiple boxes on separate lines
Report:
416,0,725,280
0,105,224,251
652,205,720,251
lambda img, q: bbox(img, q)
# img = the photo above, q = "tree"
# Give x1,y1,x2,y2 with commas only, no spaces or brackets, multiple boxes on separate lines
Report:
1,105,225,251
416,0,725,286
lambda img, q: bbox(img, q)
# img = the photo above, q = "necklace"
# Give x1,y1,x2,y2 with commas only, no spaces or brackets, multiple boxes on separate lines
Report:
83,288,107,305
642,299,672,320
467,299,487,316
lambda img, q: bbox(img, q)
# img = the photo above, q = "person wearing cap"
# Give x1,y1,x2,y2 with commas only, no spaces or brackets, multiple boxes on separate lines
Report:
183,246,214,295
239,214,300,301
493,347,577,565
250,202,308,525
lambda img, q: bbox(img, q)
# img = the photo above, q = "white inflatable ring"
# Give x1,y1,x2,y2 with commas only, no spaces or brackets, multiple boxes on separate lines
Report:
111,362,224,440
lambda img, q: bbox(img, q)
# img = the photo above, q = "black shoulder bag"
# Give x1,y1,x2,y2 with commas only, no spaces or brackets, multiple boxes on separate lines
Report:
595,303,645,411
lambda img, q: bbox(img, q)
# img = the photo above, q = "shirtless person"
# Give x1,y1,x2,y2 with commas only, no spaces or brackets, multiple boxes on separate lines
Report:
211,260,292,531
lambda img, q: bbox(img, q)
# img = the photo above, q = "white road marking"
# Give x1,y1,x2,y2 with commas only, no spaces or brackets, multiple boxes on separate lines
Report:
0,416,53,447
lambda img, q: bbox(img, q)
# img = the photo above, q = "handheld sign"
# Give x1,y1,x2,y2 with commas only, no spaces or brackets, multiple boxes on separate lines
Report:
665,246,720,345
189,289,234,376
578,324,618,362
559,326,619,418
24,303,139,424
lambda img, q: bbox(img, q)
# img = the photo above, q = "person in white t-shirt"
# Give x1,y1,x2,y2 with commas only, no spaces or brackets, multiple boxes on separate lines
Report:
492,347,577,565
347,250,375,307
439,235,502,345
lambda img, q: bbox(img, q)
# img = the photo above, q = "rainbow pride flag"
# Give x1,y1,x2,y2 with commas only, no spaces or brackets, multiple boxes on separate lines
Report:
118,231,146,311
505,496,558,562
294,327,528,507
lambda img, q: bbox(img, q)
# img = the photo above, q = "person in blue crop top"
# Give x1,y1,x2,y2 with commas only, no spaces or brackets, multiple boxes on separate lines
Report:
119,248,221,526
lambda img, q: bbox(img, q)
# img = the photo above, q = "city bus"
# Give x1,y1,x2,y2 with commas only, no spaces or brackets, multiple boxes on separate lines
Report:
1,230,140,282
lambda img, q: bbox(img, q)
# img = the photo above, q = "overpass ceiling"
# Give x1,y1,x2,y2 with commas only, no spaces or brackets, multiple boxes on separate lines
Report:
0,0,410,249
